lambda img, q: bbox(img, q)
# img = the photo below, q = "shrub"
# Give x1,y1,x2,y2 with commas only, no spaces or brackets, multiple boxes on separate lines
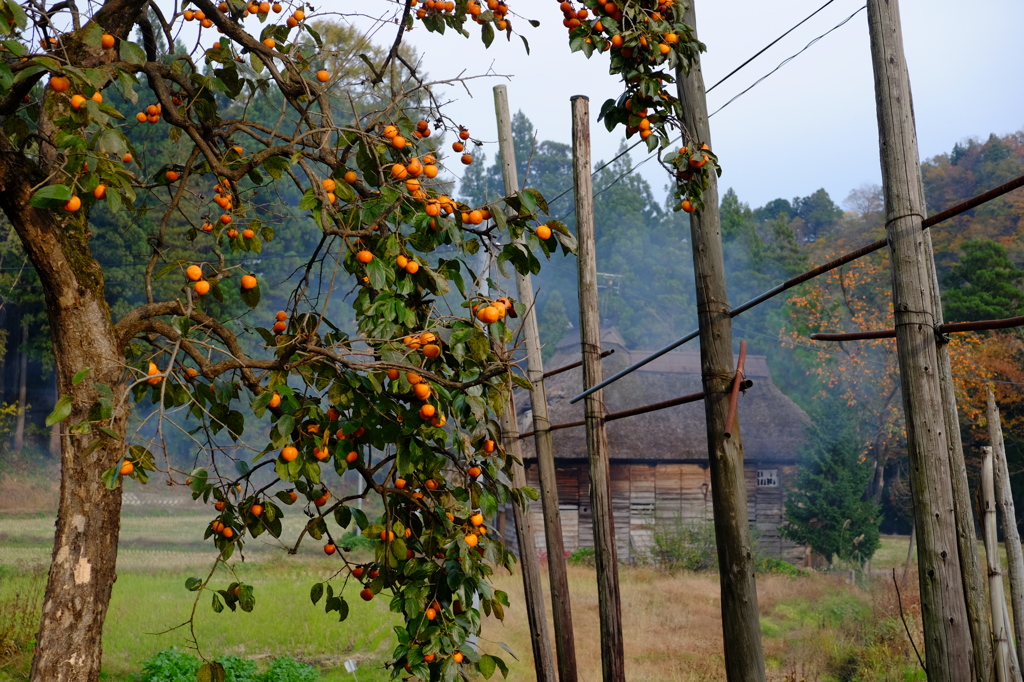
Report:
134,649,200,682
262,656,319,682
567,547,595,566
133,650,318,681
218,655,258,682
649,518,718,572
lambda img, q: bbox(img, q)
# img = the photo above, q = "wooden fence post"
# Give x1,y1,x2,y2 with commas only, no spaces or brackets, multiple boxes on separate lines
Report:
982,445,1016,682
493,84,579,682
866,1,974,677
570,94,626,682
674,4,766,680
990,388,1024,672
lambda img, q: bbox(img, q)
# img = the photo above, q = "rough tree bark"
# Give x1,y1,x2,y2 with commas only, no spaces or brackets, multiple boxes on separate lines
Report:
0,2,150,679
0,139,132,682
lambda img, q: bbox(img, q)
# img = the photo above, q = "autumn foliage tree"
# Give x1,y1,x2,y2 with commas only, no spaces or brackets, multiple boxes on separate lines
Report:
782,253,1022,518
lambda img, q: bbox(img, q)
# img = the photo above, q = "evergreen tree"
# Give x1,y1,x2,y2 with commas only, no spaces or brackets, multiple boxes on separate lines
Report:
538,289,570,360
941,240,1024,321
782,405,882,565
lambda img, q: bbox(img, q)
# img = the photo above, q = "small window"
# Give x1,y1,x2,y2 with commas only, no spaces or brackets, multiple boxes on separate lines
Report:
757,469,778,487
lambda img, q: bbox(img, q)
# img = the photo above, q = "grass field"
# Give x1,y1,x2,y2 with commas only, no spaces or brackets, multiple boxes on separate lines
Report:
0,503,928,682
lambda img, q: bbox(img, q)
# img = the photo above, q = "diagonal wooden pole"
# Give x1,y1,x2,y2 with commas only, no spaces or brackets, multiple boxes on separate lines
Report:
570,94,626,682
493,84,579,682
990,388,1024,673
982,445,1016,682
675,3,766,680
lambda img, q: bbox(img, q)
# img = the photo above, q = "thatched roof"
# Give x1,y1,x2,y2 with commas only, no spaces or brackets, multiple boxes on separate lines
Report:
516,328,809,463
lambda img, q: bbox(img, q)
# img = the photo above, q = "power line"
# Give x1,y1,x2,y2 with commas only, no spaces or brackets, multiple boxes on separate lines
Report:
542,0,856,212
554,4,867,221
708,5,867,118
705,0,842,94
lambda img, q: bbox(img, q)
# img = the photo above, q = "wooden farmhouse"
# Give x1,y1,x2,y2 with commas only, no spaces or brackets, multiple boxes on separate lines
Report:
511,328,810,564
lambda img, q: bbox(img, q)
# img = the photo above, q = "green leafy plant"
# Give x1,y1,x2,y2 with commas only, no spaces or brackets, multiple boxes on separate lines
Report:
567,547,595,567
133,651,318,682
649,518,718,572
261,656,319,682
134,648,200,682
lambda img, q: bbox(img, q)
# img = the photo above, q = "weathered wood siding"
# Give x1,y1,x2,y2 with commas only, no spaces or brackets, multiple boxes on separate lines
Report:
523,461,800,562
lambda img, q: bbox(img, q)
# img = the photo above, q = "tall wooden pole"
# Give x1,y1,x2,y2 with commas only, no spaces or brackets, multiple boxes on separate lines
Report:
990,388,1024,672
494,84,579,682
570,94,625,682
918,158,993,681
477,177,555,682
867,1,973,678
982,446,1016,682
501,394,557,682
675,4,766,680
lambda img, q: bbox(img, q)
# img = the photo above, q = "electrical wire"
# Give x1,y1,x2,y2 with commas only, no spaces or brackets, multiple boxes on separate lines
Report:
708,5,867,118
553,4,868,222
542,0,857,211
705,0,841,94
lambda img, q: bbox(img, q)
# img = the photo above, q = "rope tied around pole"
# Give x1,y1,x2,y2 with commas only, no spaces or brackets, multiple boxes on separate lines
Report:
884,212,925,226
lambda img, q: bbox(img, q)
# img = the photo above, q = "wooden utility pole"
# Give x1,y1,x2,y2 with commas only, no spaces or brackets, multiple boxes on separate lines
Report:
919,159,993,680
990,388,1024,672
867,1,973,678
493,84,579,682
500,393,557,682
982,446,1018,682
675,4,766,681
570,94,625,682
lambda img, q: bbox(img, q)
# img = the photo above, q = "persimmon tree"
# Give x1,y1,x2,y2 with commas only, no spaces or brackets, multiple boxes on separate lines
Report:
0,0,587,679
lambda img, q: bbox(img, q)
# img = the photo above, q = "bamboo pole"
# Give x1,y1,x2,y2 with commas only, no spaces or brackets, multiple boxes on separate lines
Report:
990,388,1024,672
983,446,1015,682
493,84,578,682
570,94,625,682
674,4,765,680
866,1,974,678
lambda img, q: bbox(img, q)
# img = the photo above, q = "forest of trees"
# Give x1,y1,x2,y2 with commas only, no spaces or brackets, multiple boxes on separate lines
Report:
3,68,1024,534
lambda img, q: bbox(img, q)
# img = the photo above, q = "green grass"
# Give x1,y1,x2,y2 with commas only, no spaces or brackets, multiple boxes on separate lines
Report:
0,513,937,682
0,511,399,681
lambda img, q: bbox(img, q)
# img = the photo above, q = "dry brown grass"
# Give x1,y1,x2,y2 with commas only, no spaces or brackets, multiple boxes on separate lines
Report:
0,468,57,514
481,564,924,682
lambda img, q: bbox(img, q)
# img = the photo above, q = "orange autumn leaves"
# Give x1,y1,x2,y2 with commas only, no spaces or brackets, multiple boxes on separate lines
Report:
783,258,1020,450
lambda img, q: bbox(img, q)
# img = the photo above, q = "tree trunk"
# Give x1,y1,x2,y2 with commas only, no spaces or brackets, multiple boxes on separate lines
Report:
0,138,131,682
13,318,28,452
675,4,766,680
990,389,1024,672
866,1,974,678
571,94,626,682
494,84,579,682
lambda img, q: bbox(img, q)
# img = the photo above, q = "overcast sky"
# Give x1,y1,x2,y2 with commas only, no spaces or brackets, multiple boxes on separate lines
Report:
158,0,1024,211
395,0,1024,210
